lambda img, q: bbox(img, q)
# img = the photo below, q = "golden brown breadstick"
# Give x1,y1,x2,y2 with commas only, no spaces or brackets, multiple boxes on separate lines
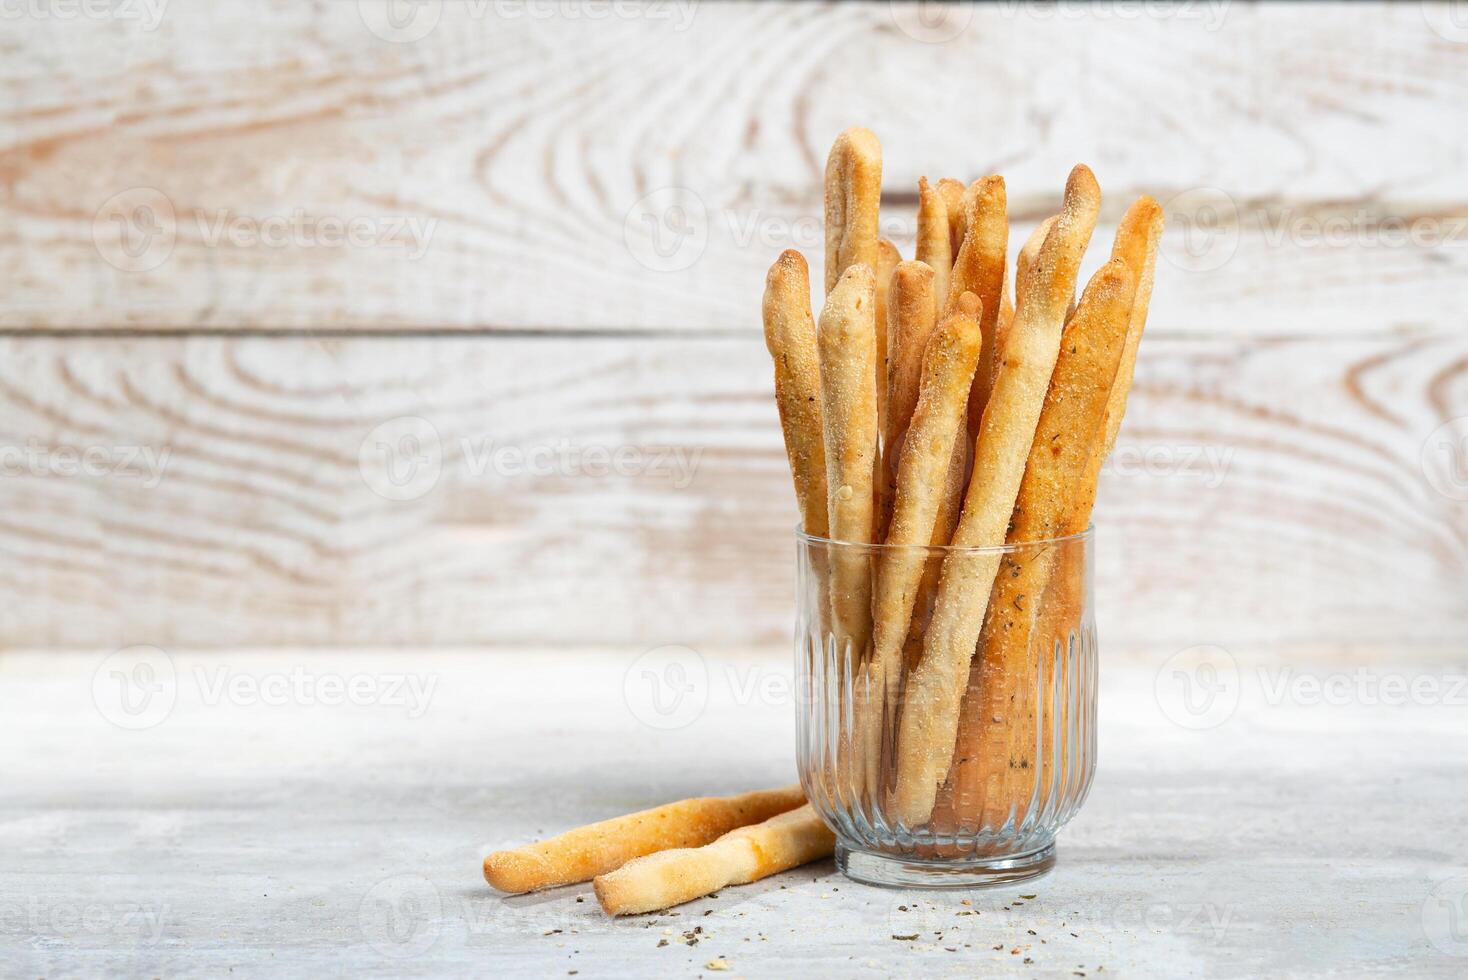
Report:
891,164,1101,826
824,127,883,295
865,293,983,784
943,257,1136,830
873,236,901,518
762,250,828,537
937,177,966,256
594,804,834,916
879,260,938,538
817,264,879,648
484,784,806,894
948,177,1008,435
1015,217,1057,310
1103,196,1164,453
916,178,952,314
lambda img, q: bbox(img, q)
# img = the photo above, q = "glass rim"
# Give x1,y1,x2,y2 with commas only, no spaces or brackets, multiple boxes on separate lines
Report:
795,524,1093,554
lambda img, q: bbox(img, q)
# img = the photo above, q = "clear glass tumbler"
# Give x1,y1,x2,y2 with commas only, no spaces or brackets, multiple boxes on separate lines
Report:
794,528,1097,888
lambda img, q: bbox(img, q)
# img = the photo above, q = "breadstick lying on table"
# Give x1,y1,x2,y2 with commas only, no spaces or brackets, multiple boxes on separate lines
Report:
868,293,984,781
817,264,880,651
916,178,952,315
891,164,1101,827
823,127,883,295
1103,195,1164,452
594,804,834,916
939,257,1137,831
762,250,828,538
483,785,806,894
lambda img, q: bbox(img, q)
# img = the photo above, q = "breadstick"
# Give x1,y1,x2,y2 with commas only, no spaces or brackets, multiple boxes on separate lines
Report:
824,127,883,295
916,178,952,314
873,236,902,521
817,264,879,650
937,177,967,256
948,177,1008,434
762,250,828,538
594,804,834,916
484,784,806,894
865,293,983,785
880,260,938,538
1103,196,1164,453
891,164,1101,826
943,257,1136,830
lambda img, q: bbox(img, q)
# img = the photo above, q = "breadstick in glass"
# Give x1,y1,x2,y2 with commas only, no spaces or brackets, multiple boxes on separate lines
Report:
823,127,883,295
762,249,829,537
916,177,952,312
891,164,1101,826
937,177,967,256
484,784,806,894
1103,196,1164,453
947,177,1008,433
593,804,834,916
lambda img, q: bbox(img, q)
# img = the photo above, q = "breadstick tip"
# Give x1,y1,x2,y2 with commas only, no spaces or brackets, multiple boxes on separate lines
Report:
955,291,981,318
1064,164,1101,210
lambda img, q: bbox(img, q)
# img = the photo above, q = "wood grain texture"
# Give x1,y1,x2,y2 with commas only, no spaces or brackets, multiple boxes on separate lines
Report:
3,2,1467,332
0,333,1463,653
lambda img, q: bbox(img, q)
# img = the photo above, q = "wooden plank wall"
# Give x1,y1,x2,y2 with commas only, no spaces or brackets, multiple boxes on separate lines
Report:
2,2,1466,654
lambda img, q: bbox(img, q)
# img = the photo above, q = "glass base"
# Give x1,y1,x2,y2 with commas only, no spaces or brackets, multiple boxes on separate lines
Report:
836,841,1056,890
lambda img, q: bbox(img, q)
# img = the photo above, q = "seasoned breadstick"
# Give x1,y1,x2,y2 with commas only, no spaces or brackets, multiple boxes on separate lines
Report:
762,250,828,537
937,177,967,255
880,260,938,537
824,128,883,295
866,293,983,782
948,177,1008,434
944,258,1136,830
817,264,880,649
484,784,806,894
873,236,901,517
916,178,952,314
594,804,834,916
1103,196,1164,453
892,164,1101,826
1016,217,1057,304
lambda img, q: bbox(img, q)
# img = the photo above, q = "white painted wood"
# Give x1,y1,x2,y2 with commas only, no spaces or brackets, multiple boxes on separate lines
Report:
3,2,1466,332
1,649,1464,977
0,334,1464,653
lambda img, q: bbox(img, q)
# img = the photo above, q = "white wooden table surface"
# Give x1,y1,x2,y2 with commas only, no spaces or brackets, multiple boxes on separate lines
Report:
3,648,1465,978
